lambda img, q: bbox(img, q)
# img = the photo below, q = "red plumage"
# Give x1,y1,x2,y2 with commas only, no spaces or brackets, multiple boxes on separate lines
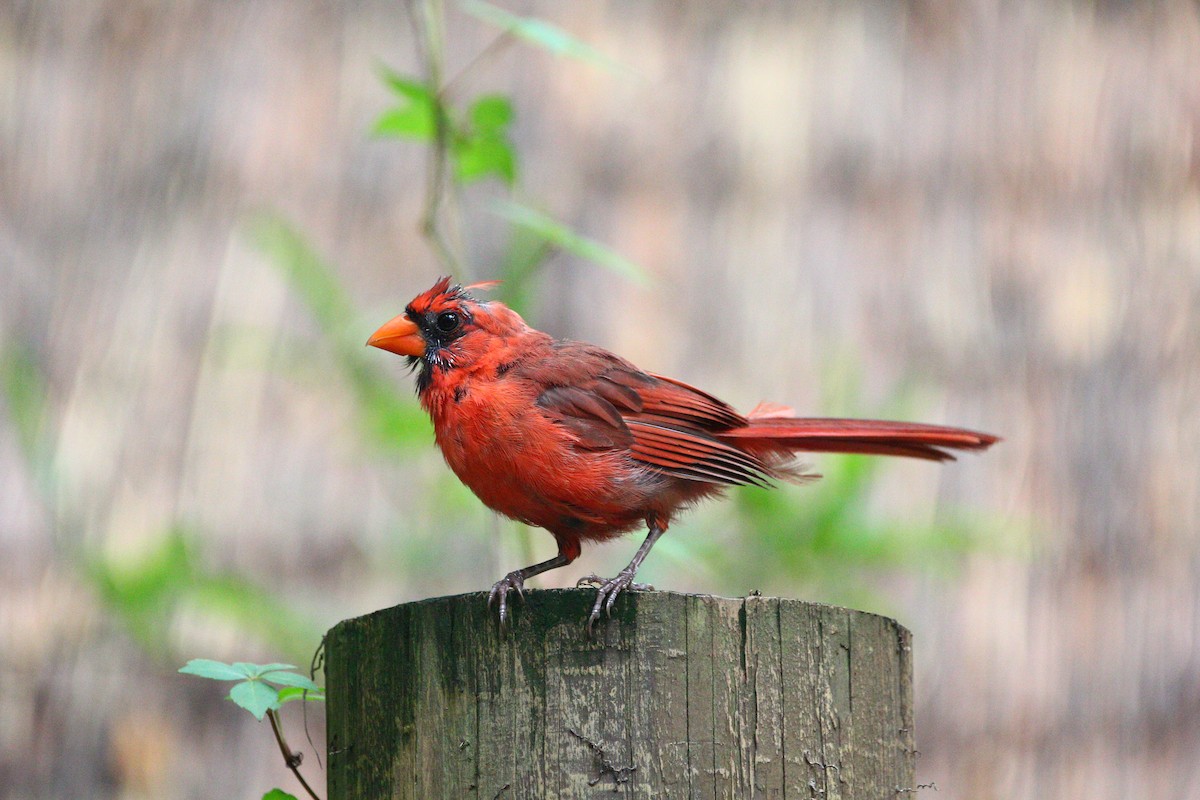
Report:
368,278,998,628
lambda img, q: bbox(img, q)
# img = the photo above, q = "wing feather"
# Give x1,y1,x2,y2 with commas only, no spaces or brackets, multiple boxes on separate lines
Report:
630,422,769,475
640,373,745,428
535,385,632,450
627,420,773,487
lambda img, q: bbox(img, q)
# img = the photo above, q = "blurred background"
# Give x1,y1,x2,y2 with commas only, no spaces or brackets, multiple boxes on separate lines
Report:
3,0,1199,797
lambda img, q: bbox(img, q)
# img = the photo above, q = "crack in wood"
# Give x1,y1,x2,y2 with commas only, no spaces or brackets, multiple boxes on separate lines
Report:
566,728,637,790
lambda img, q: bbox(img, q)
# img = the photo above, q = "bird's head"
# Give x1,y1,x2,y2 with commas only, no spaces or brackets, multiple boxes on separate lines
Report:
367,277,526,389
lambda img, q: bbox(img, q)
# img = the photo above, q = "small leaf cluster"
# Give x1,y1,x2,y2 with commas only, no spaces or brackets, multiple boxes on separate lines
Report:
375,72,517,187
371,0,622,187
179,659,323,721
369,0,647,293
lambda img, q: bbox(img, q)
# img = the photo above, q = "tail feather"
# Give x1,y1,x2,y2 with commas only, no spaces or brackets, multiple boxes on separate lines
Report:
718,417,999,462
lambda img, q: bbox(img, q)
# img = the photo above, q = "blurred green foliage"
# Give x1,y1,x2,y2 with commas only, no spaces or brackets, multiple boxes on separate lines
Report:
679,455,997,611
248,214,433,453
462,0,628,74
2,339,322,663
491,200,648,287
86,528,320,662
0,343,46,464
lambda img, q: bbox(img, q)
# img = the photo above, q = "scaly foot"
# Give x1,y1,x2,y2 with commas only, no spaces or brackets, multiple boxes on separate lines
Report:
488,570,528,627
576,572,654,632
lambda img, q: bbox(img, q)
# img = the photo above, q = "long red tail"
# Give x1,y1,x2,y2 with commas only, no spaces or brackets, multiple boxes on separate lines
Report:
718,417,999,462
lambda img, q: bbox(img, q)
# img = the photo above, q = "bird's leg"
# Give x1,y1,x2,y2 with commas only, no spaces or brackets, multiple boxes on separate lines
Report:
578,518,667,633
488,549,575,627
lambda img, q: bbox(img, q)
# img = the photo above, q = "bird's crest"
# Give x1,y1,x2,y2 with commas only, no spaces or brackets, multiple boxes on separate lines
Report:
405,276,500,317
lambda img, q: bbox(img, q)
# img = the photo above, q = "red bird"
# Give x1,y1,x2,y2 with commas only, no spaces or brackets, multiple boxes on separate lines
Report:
368,278,997,628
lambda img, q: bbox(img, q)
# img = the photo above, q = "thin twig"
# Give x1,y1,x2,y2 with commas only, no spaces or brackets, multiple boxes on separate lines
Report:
268,708,322,800
440,32,516,101
414,0,463,274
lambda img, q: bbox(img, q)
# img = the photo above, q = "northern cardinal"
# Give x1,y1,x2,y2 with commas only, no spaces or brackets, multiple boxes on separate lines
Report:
368,277,997,628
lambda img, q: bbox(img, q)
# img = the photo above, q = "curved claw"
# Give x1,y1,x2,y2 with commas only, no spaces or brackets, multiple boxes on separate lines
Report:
488,571,528,628
584,570,653,634
605,586,621,616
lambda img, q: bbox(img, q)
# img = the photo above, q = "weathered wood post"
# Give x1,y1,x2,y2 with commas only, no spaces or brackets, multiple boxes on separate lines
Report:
325,589,914,798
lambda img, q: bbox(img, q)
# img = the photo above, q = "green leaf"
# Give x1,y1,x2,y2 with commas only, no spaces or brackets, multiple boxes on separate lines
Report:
378,69,430,101
452,95,517,185
454,133,516,186
235,662,298,678
462,1,626,73
373,106,437,140
260,670,320,691
470,95,513,132
229,679,280,721
262,788,299,800
179,659,246,681
490,200,648,284
373,67,442,141
278,686,326,704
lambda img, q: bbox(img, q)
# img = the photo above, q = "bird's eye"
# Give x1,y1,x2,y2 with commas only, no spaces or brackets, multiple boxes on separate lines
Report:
434,311,461,333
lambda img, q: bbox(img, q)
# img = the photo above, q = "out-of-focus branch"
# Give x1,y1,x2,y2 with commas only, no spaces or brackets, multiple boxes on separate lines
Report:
440,32,515,101
409,0,462,275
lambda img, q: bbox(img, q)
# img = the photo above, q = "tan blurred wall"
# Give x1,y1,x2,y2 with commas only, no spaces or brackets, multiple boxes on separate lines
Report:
3,1,1199,798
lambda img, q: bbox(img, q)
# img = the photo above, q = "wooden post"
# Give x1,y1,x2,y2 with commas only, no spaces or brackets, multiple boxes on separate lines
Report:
325,589,914,799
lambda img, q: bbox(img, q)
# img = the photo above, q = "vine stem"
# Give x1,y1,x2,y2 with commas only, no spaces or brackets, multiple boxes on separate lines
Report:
409,0,463,274
268,708,322,800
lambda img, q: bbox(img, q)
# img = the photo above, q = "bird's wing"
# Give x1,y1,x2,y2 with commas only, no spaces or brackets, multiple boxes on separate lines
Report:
526,343,771,486
637,373,745,429
625,419,773,487
534,385,634,450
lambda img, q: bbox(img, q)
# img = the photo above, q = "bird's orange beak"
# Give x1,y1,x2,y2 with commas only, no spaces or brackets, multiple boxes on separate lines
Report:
367,313,425,357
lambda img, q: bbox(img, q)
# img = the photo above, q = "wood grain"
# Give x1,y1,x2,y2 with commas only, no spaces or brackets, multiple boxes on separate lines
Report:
326,590,915,799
